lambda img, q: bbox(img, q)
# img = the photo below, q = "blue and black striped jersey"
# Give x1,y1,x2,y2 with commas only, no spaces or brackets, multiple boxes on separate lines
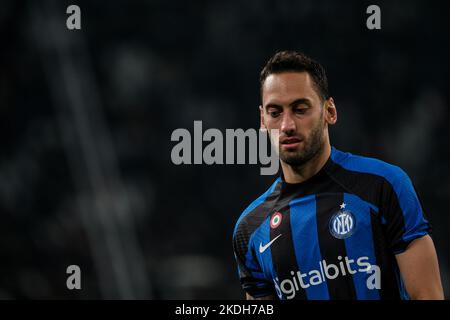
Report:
232,146,431,300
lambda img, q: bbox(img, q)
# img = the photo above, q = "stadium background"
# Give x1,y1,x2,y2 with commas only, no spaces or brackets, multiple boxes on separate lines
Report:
1,0,449,299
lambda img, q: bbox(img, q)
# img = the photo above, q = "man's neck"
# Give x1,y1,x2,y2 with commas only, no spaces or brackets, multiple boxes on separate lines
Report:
281,143,331,184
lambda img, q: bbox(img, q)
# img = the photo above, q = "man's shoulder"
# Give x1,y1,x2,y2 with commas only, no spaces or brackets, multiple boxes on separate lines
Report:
331,146,410,185
232,177,281,238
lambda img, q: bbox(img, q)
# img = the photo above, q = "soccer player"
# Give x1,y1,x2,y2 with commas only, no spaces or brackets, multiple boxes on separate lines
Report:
232,51,444,300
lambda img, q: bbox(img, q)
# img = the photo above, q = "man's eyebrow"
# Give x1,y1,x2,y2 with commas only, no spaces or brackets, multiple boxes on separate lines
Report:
264,103,283,110
288,98,313,108
264,98,313,110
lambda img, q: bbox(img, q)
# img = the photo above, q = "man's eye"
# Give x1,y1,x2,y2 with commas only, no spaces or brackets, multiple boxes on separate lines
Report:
269,111,280,118
295,108,307,114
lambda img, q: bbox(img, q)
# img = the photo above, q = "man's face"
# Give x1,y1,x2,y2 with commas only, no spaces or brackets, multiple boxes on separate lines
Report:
260,72,335,167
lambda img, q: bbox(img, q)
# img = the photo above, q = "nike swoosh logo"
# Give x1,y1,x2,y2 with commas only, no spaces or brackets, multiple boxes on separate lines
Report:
259,234,282,253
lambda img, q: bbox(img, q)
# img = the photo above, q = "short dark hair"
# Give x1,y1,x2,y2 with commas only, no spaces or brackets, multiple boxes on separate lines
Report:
260,50,329,101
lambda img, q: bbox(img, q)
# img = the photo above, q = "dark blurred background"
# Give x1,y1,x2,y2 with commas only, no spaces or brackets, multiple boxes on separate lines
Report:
0,0,449,299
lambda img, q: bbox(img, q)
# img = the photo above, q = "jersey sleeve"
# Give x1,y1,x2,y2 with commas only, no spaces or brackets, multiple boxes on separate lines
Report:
232,220,275,298
380,167,432,254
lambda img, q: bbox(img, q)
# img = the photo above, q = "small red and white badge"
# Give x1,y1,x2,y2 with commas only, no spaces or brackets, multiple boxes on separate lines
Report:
270,212,282,229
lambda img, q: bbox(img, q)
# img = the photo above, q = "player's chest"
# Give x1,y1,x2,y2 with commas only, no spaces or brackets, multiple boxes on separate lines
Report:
268,192,379,238
254,192,381,277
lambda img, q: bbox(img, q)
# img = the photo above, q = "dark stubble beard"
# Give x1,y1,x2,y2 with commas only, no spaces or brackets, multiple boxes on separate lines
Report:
280,110,325,167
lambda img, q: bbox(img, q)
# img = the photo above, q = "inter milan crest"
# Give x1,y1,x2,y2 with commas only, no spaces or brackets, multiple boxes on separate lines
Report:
270,212,282,229
329,202,356,239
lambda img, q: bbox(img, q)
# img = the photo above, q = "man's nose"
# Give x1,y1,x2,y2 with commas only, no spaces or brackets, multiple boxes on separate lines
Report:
280,111,296,135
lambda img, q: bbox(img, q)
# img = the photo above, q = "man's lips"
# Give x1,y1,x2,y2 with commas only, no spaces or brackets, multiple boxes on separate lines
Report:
280,138,302,148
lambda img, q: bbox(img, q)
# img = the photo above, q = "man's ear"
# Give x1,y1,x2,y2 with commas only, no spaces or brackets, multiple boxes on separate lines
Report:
325,97,337,125
259,105,267,130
